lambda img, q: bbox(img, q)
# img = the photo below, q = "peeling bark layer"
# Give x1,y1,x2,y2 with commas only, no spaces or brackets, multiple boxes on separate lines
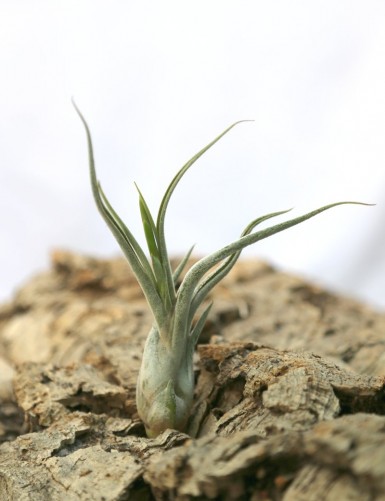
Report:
0,250,384,500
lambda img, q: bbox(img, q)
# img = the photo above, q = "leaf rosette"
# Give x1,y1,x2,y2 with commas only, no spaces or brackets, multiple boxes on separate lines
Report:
74,102,371,437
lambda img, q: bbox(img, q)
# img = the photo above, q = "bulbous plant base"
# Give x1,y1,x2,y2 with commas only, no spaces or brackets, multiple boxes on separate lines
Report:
136,326,194,437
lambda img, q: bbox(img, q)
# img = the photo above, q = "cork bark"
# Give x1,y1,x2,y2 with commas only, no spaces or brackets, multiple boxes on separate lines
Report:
0,250,384,500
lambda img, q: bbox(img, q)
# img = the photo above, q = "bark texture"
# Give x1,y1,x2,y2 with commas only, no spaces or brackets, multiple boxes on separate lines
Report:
0,250,384,500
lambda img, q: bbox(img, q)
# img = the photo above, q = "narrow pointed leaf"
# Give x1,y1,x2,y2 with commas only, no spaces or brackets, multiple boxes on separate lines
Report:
187,201,371,296
135,183,159,259
152,253,170,305
173,245,195,285
156,121,253,321
157,121,252,235
188,302,213,349
189,209,292,319
174,201,371,342
73,100,166,328
135,183,175,307
98,184,154,278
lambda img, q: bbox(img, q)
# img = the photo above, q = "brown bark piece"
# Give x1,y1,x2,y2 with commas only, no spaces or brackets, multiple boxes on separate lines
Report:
216,261,385,377
188,342,384,438
0,251,384,500
0,411,188,501
13,363,129,429
146,414,385,500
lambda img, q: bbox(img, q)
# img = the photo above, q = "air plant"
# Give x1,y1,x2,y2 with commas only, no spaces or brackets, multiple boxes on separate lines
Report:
74,104,369,437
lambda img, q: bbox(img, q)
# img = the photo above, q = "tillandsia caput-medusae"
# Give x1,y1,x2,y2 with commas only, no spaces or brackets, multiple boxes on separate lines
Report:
74,103,370,437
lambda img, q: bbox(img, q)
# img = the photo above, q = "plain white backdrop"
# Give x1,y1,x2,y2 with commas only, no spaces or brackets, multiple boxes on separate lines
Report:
1,1,385,308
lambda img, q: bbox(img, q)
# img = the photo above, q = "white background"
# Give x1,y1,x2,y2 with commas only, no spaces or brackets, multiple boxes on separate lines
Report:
1,1,385,308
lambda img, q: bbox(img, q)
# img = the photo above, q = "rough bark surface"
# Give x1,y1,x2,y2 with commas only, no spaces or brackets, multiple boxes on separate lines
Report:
0,250,384,500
